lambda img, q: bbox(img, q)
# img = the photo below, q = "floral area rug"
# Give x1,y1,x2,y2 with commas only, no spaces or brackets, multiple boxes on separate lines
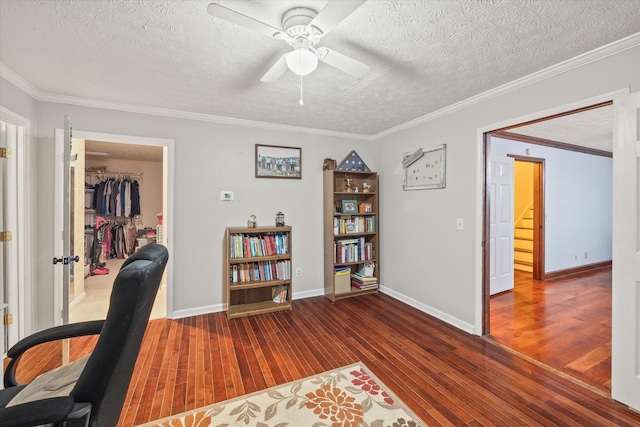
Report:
138,362,425,427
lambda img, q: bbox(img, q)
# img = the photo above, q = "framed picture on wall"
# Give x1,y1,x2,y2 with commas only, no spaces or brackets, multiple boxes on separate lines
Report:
402,144,446,190
255,144,302,179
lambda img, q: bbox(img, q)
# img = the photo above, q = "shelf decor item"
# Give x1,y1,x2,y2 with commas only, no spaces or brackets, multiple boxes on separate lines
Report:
275,211,285,226
255,144,302,179
341,200,358,214
338,150,370,171
248,215,257,228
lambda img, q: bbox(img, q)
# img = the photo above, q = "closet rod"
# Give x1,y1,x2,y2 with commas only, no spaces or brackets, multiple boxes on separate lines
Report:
92,170,143,184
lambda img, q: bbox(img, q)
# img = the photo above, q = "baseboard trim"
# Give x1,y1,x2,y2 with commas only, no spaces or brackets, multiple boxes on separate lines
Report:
69,292,86,310
379,286,475,335
543,260,612,280
169,288,326,320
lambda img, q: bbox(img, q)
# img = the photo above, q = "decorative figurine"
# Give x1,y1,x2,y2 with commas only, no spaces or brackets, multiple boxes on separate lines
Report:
247,215,257,228
362,183,371,193
323,158,337,171
275,211,285,227
345,175,355,192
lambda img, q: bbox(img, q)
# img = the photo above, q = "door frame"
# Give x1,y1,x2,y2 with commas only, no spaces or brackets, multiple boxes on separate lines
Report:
0,106,33,343
509,155,545,280
54,129,175,324
477,89,625,335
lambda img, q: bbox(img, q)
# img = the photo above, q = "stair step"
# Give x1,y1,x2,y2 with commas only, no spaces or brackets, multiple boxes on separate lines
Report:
515,228,533,239
514,263,533,272
514,238,533,251
525,209,534,219
520,218,534,229
514,251,533,263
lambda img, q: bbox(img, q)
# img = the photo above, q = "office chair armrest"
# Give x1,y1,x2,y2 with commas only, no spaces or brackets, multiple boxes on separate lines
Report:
0,396,75,427
4,320,104,388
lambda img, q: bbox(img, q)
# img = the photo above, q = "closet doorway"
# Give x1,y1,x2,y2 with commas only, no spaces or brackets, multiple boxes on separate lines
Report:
70,139,167,322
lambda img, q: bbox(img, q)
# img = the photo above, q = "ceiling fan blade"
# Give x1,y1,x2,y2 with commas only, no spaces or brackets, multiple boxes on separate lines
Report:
207,3,282,38
309,0,366,35
260,54,289,82
318,48,370,78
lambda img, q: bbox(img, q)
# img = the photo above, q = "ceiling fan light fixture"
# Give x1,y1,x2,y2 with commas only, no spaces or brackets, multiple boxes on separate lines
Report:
286,48,318,76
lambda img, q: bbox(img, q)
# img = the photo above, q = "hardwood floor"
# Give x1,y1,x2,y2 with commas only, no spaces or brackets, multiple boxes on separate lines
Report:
490,268,612,393
10,292,640,426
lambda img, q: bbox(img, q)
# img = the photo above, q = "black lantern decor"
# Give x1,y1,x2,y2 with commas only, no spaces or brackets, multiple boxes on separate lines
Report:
275,212,285,227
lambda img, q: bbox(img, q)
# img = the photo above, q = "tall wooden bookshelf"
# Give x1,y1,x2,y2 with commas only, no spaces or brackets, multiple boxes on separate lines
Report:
323,170,379,301
224,226,292,319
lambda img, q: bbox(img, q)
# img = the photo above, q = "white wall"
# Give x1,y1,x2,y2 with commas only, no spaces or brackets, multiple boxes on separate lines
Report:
491,136,612,272
32,102,374,327
375,45,640,332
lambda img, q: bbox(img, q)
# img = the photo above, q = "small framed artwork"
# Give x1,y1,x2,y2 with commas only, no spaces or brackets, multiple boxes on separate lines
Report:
255,144,302,179
359,203,372,213
403,144,446,190
341,200,358,214
345,223,356,233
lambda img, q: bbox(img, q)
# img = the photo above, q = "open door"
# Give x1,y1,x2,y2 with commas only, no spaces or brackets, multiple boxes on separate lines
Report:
488,152,515,296
611,90,640,411
53,116,78,326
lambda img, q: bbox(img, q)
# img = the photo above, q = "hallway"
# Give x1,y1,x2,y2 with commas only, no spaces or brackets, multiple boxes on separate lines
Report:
490,268,611,393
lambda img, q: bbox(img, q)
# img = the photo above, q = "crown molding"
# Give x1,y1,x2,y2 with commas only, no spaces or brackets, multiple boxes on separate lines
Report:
372,31,640,140
0,64,40,99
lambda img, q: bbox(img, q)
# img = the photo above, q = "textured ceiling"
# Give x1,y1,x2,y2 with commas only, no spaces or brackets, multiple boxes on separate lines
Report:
1,0,639,137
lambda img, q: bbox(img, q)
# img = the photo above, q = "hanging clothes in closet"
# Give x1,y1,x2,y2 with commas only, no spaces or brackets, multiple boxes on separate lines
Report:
91,177,141,218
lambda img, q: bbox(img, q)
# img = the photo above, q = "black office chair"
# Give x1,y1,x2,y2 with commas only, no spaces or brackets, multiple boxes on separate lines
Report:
0,243,169,427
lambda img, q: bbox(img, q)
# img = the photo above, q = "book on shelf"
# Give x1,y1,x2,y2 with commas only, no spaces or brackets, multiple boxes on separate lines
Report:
272,285,288,303
350,279,378,290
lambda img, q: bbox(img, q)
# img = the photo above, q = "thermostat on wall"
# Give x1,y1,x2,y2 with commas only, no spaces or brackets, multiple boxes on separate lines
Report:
221,191,234,201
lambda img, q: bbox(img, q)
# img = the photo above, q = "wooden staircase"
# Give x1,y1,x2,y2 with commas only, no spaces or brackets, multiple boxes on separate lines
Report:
514,208,534,272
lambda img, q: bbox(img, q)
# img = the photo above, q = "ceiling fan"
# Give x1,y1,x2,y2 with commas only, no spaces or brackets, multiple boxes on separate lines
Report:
207,0,370,82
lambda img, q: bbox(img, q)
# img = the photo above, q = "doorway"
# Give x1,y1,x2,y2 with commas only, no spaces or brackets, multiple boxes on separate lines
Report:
70,139,167,322
54,129,174,325
483,102,614,392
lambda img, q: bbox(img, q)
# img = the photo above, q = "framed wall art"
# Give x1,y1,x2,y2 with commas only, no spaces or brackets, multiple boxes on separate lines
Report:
255,144,302,179
402,144,446,190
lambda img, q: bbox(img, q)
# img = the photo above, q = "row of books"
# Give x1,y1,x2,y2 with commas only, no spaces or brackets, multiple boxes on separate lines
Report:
272,285,288,303
351,272,378,290
229,232,289,259
334,238,375,263
230,260,291,283
333,216,375,235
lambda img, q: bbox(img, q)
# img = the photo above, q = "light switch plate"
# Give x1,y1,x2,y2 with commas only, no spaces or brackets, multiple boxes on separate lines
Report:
221,191,234,201
456,218,464,230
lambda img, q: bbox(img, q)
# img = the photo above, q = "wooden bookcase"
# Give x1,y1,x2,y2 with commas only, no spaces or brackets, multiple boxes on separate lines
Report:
323,170,379,301
224,226,293,319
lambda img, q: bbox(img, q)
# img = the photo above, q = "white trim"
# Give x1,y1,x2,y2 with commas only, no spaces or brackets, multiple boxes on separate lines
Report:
379,287,475,335
474,88,630,335
69,292,86,309
3,33,638,142
171,304,224,320
0,64,39,100
0,106,34,339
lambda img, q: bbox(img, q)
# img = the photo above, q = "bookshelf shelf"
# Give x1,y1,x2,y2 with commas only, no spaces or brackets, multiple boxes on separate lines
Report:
323,170,379,301
224,226,292,319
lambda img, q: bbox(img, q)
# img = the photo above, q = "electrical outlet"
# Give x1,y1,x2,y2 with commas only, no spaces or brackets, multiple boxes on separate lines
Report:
584,252,588,259
574,254,578,260
296,267,302,277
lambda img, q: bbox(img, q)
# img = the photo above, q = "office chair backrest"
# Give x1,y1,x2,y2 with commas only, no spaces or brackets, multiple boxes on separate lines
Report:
71,243,168,427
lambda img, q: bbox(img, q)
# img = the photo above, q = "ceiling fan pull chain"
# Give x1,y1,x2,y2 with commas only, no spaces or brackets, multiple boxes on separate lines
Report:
299,75,304,106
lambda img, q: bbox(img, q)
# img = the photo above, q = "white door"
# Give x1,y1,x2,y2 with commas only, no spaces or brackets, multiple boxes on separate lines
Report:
0,121,19,351
53,117,77,326
489,153,514,295
611,90,640,411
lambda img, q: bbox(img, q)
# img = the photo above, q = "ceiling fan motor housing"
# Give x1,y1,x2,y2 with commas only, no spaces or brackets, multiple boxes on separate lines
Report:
282,7,322,44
